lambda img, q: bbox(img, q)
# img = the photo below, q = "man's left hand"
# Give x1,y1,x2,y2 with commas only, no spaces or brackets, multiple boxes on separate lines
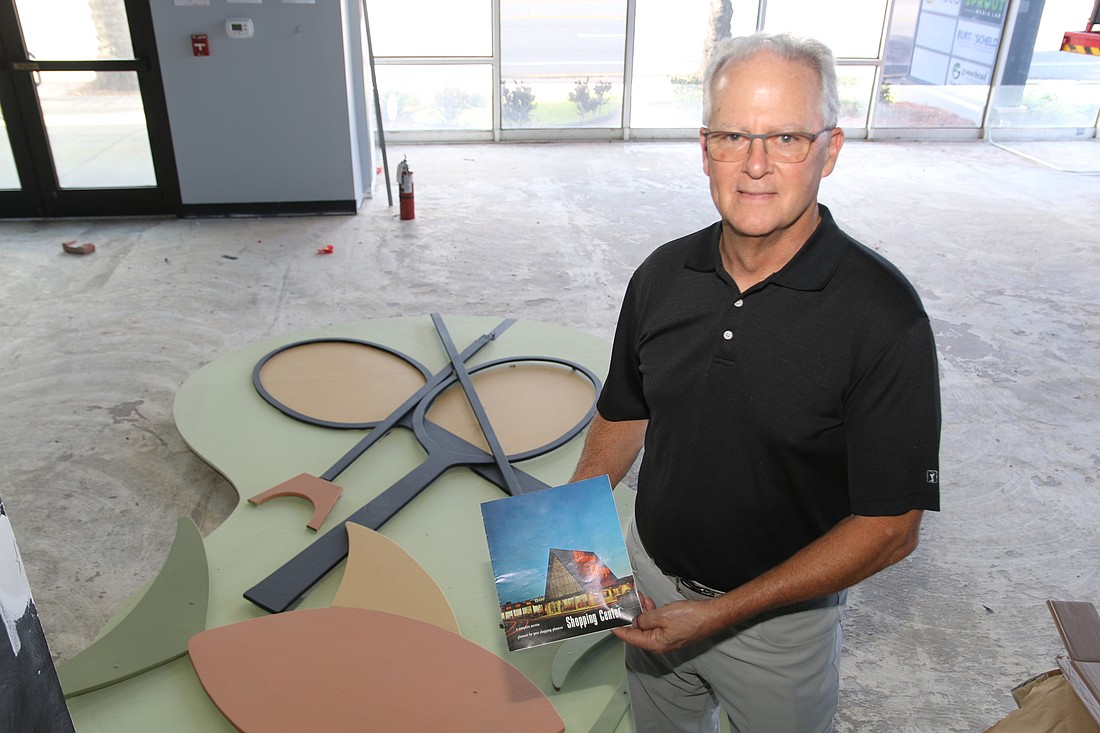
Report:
612,597,729,653
613,510,925,654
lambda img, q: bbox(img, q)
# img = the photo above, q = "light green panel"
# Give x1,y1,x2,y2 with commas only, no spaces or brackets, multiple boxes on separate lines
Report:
69,315,638,733
57,518,208,697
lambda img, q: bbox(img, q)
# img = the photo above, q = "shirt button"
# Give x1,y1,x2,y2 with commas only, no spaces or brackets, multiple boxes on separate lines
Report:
723,330,733,340
734,299,744,308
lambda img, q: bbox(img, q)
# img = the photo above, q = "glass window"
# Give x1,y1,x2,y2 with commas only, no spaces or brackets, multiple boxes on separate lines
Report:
15,0,135,60
632,0,881,131
367,0,491,58
0,111,20,190
377,65,493,131
763,0,888,58
630,0,712,129
628,0,763,129
875,0,1006,128
501,0,626,129
837,65,877,129
502,78,625,129
38,72,156,188
989,0,1100,129
730,1,759,37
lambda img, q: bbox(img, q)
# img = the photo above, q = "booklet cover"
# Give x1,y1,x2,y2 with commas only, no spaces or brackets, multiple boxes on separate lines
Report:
481,475,642,651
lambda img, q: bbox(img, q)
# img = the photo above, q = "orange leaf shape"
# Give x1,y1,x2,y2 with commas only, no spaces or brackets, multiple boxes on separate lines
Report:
188,607,563,733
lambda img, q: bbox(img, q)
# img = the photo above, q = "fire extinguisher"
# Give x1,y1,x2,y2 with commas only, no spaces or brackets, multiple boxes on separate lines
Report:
397,156,414,220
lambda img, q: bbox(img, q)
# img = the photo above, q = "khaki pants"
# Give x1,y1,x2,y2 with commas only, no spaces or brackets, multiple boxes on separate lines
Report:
624,521,844,733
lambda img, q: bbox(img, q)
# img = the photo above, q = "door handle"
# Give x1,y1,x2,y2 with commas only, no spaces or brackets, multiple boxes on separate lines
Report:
11,60,148,72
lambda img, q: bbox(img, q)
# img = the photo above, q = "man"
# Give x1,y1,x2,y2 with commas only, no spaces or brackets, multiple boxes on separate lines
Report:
571,33,941,732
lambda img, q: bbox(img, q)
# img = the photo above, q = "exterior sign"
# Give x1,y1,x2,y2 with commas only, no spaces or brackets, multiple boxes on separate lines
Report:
911,0,1008,85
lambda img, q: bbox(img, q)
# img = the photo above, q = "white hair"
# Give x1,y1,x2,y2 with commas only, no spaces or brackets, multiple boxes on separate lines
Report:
702,32,840,129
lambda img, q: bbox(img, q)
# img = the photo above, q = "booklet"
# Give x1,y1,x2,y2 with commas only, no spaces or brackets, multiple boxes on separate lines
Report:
481,475,642,651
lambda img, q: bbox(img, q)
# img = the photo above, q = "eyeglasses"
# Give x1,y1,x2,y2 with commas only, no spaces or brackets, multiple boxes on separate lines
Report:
703,128,832,163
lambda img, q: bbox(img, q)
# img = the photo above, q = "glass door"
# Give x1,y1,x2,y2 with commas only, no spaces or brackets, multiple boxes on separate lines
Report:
0,0,178,218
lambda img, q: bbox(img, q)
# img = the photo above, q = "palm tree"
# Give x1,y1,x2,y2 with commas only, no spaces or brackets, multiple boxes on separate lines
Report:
702,0,734,75
86,0,137,92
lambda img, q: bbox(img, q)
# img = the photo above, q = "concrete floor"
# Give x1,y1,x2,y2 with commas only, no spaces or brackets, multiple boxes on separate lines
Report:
1,138,1099,731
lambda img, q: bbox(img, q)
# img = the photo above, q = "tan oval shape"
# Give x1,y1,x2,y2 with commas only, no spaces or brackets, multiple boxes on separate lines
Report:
257,341,426,425
426,363,595,455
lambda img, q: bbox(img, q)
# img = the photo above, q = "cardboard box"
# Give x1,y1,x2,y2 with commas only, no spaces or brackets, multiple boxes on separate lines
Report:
1048,600,1100,726
983,600,1100,733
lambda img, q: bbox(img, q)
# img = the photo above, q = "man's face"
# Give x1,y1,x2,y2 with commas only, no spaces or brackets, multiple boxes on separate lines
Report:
700,52,843,247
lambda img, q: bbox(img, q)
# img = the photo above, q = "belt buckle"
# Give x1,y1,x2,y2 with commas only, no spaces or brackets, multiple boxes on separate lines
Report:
677,576,721,598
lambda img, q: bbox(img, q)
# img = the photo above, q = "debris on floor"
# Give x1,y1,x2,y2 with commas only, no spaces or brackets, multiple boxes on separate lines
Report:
316,245,334,255
62,241,95,255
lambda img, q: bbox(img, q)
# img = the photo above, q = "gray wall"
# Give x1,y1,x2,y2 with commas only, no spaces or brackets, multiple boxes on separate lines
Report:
149,0,374,209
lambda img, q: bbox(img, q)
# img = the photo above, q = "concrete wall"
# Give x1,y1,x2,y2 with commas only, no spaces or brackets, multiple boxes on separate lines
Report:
149,0,374,212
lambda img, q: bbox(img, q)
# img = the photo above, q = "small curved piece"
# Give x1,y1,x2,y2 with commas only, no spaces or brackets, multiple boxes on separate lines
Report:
248,473,343,532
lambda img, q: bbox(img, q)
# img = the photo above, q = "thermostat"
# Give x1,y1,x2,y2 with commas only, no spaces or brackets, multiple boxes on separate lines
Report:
226,18,254,38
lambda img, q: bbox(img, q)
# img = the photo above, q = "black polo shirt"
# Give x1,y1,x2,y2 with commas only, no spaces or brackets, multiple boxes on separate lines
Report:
598,205,941,592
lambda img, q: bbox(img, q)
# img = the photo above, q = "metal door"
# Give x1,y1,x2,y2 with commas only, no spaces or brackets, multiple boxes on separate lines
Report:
0,0,178,218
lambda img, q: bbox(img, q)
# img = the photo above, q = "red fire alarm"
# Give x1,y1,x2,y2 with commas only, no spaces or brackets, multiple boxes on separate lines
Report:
191,34,210,57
